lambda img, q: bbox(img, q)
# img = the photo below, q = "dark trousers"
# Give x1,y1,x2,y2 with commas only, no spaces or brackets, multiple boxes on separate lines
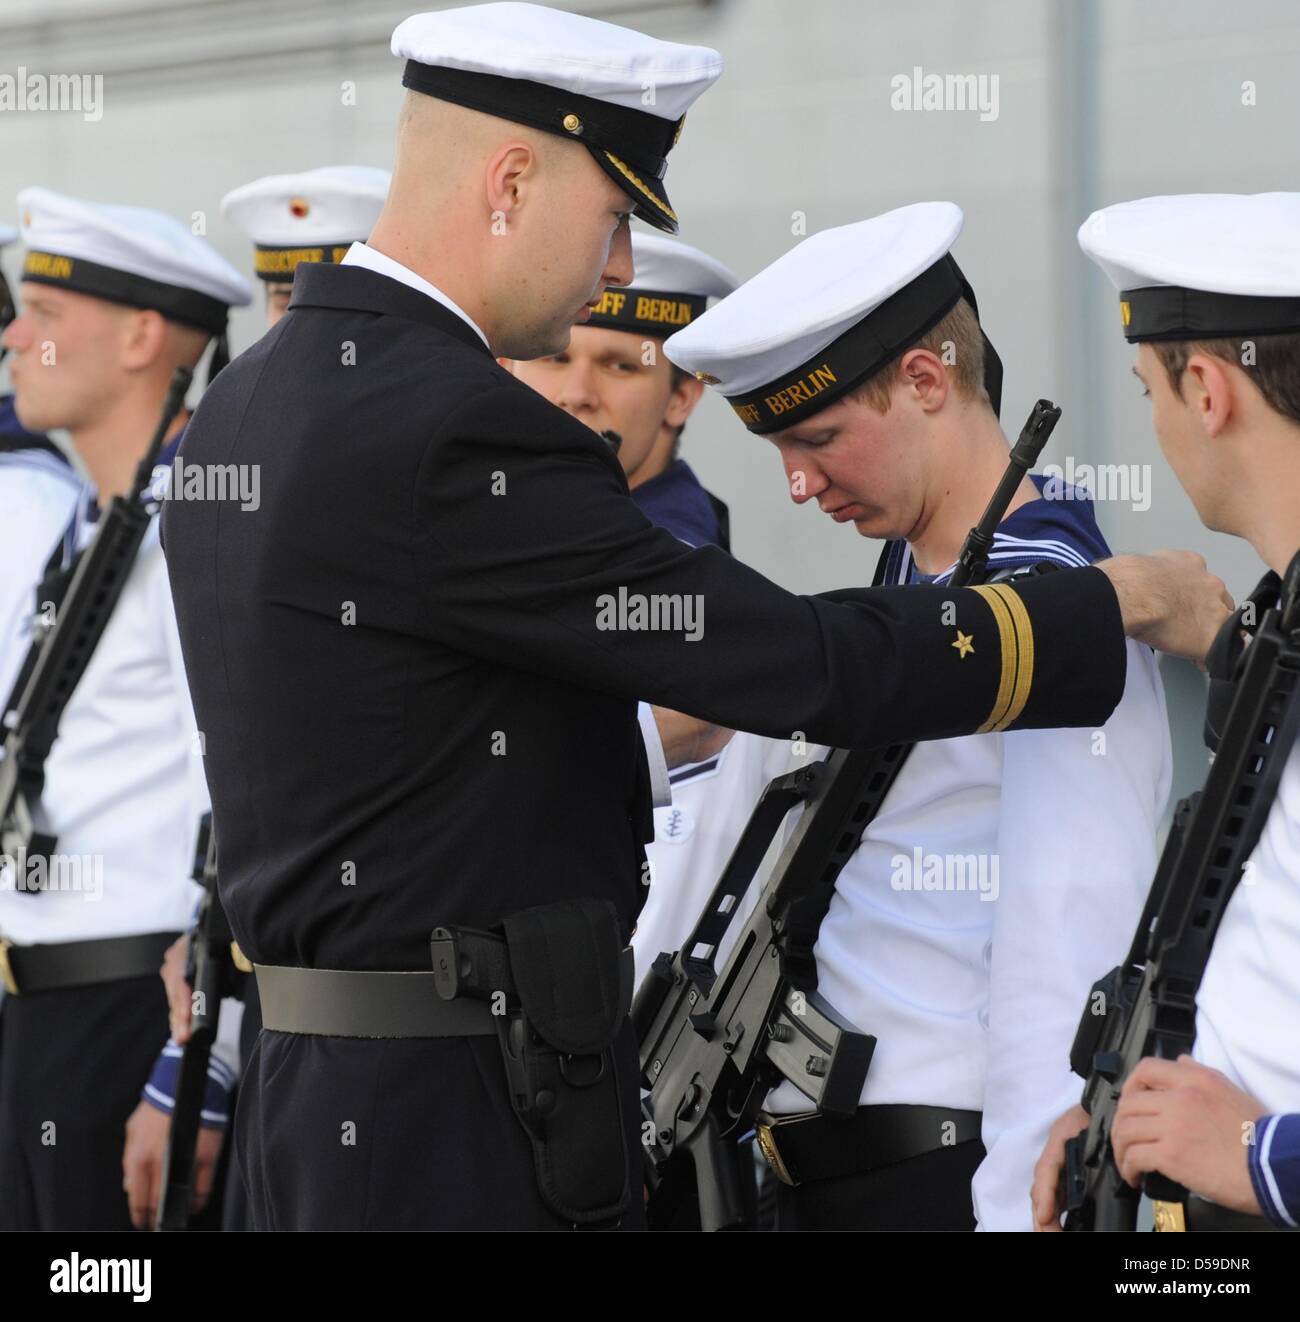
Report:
233,1016,646,1231
0,974,169,1230
775,1137,987,1231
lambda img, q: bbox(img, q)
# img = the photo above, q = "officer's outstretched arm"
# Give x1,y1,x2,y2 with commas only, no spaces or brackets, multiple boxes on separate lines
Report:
416,379,1225,749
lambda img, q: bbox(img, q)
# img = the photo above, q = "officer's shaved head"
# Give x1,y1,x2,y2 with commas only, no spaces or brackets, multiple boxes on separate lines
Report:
370,91,634,360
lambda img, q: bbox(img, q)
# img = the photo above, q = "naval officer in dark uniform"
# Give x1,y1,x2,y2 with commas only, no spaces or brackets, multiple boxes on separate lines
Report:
162,3,1230,1231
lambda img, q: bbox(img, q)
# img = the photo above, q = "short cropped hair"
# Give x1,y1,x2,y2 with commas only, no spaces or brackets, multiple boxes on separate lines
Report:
849,297,988,414
1148,333,1300,427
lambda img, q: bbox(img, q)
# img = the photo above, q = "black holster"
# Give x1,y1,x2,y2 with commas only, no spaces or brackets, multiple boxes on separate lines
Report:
431,898,635,1226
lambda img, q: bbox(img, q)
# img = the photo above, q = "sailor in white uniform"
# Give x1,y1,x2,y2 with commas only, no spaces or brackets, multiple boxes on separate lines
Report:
0,187,250,1230
0,221,82,701
666,203,1172,1230
505,231,800,986
1035,192,1300,1232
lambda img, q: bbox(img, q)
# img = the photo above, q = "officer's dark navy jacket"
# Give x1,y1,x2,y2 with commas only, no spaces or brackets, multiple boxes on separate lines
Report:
162,262,1126,976
630,458,722,549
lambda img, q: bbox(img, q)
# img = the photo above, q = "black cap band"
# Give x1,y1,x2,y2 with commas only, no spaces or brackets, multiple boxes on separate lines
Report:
725,254,1003,433
401,62,680,179
254,244,353,283
22,249,230,335
585,286,706,337
1119,286,1300,342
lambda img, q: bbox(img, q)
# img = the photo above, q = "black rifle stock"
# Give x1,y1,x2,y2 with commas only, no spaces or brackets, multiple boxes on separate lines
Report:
156,813,241,1230
0,367,192,880
1063,554,1300,1231
636,400,1061,1230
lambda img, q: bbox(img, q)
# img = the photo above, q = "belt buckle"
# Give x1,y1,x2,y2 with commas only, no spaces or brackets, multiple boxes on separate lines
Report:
0,938,19,996
1152,1199,1187,1232
754,1117,797,1187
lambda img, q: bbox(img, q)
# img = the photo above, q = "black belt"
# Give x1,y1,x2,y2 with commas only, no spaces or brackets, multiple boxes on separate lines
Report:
256,964,502,1038
0,930,180,996
1155,1196,1296,1233
755,1104,983,1187
257,940,635,1040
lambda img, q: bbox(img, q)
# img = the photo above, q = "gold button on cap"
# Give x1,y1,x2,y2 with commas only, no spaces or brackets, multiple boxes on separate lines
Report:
562,113,582,132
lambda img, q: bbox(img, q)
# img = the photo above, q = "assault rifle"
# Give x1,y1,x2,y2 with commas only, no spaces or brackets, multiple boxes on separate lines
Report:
1064,552,1300,1230
157,813,243,1230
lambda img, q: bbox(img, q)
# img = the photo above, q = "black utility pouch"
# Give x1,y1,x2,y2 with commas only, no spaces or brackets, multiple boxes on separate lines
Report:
498,898,633,1226
432,898,634,1225
499,904,632,1221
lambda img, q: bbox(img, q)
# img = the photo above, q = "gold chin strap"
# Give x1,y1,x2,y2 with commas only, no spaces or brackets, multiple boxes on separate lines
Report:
1152,1199,1187,1232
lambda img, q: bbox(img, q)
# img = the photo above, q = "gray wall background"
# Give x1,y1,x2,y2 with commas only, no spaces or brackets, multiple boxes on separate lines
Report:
4,0,1298,792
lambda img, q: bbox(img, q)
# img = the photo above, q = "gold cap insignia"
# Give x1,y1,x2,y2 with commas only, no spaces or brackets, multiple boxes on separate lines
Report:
1120,300,1131,327
289,197,310,219
562,113,582,133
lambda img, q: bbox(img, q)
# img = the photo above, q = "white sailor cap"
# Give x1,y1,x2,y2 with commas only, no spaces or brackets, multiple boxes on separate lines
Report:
221,165,391,283
1079,193,1300,343
585,231,737,337
17,186,251,335
664,202,1003,434
391,3,723,235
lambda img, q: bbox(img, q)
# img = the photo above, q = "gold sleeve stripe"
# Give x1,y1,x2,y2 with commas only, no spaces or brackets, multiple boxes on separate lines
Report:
971,585,1018,733
985,582,1035,729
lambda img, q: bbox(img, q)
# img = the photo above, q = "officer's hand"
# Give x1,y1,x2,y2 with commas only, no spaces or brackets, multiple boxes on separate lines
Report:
1111,1055,1265,1215
161,933,193,1044
1100,549,1232,666
1031,1103,1089,1231
1097,551,1233,665
123,1100,225,1229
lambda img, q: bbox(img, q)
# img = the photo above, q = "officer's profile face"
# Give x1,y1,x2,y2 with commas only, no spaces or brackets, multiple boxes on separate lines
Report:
765,380,930,541
3,282,134,433
265,282,293,327
507,325,701,485
489,145,635,360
